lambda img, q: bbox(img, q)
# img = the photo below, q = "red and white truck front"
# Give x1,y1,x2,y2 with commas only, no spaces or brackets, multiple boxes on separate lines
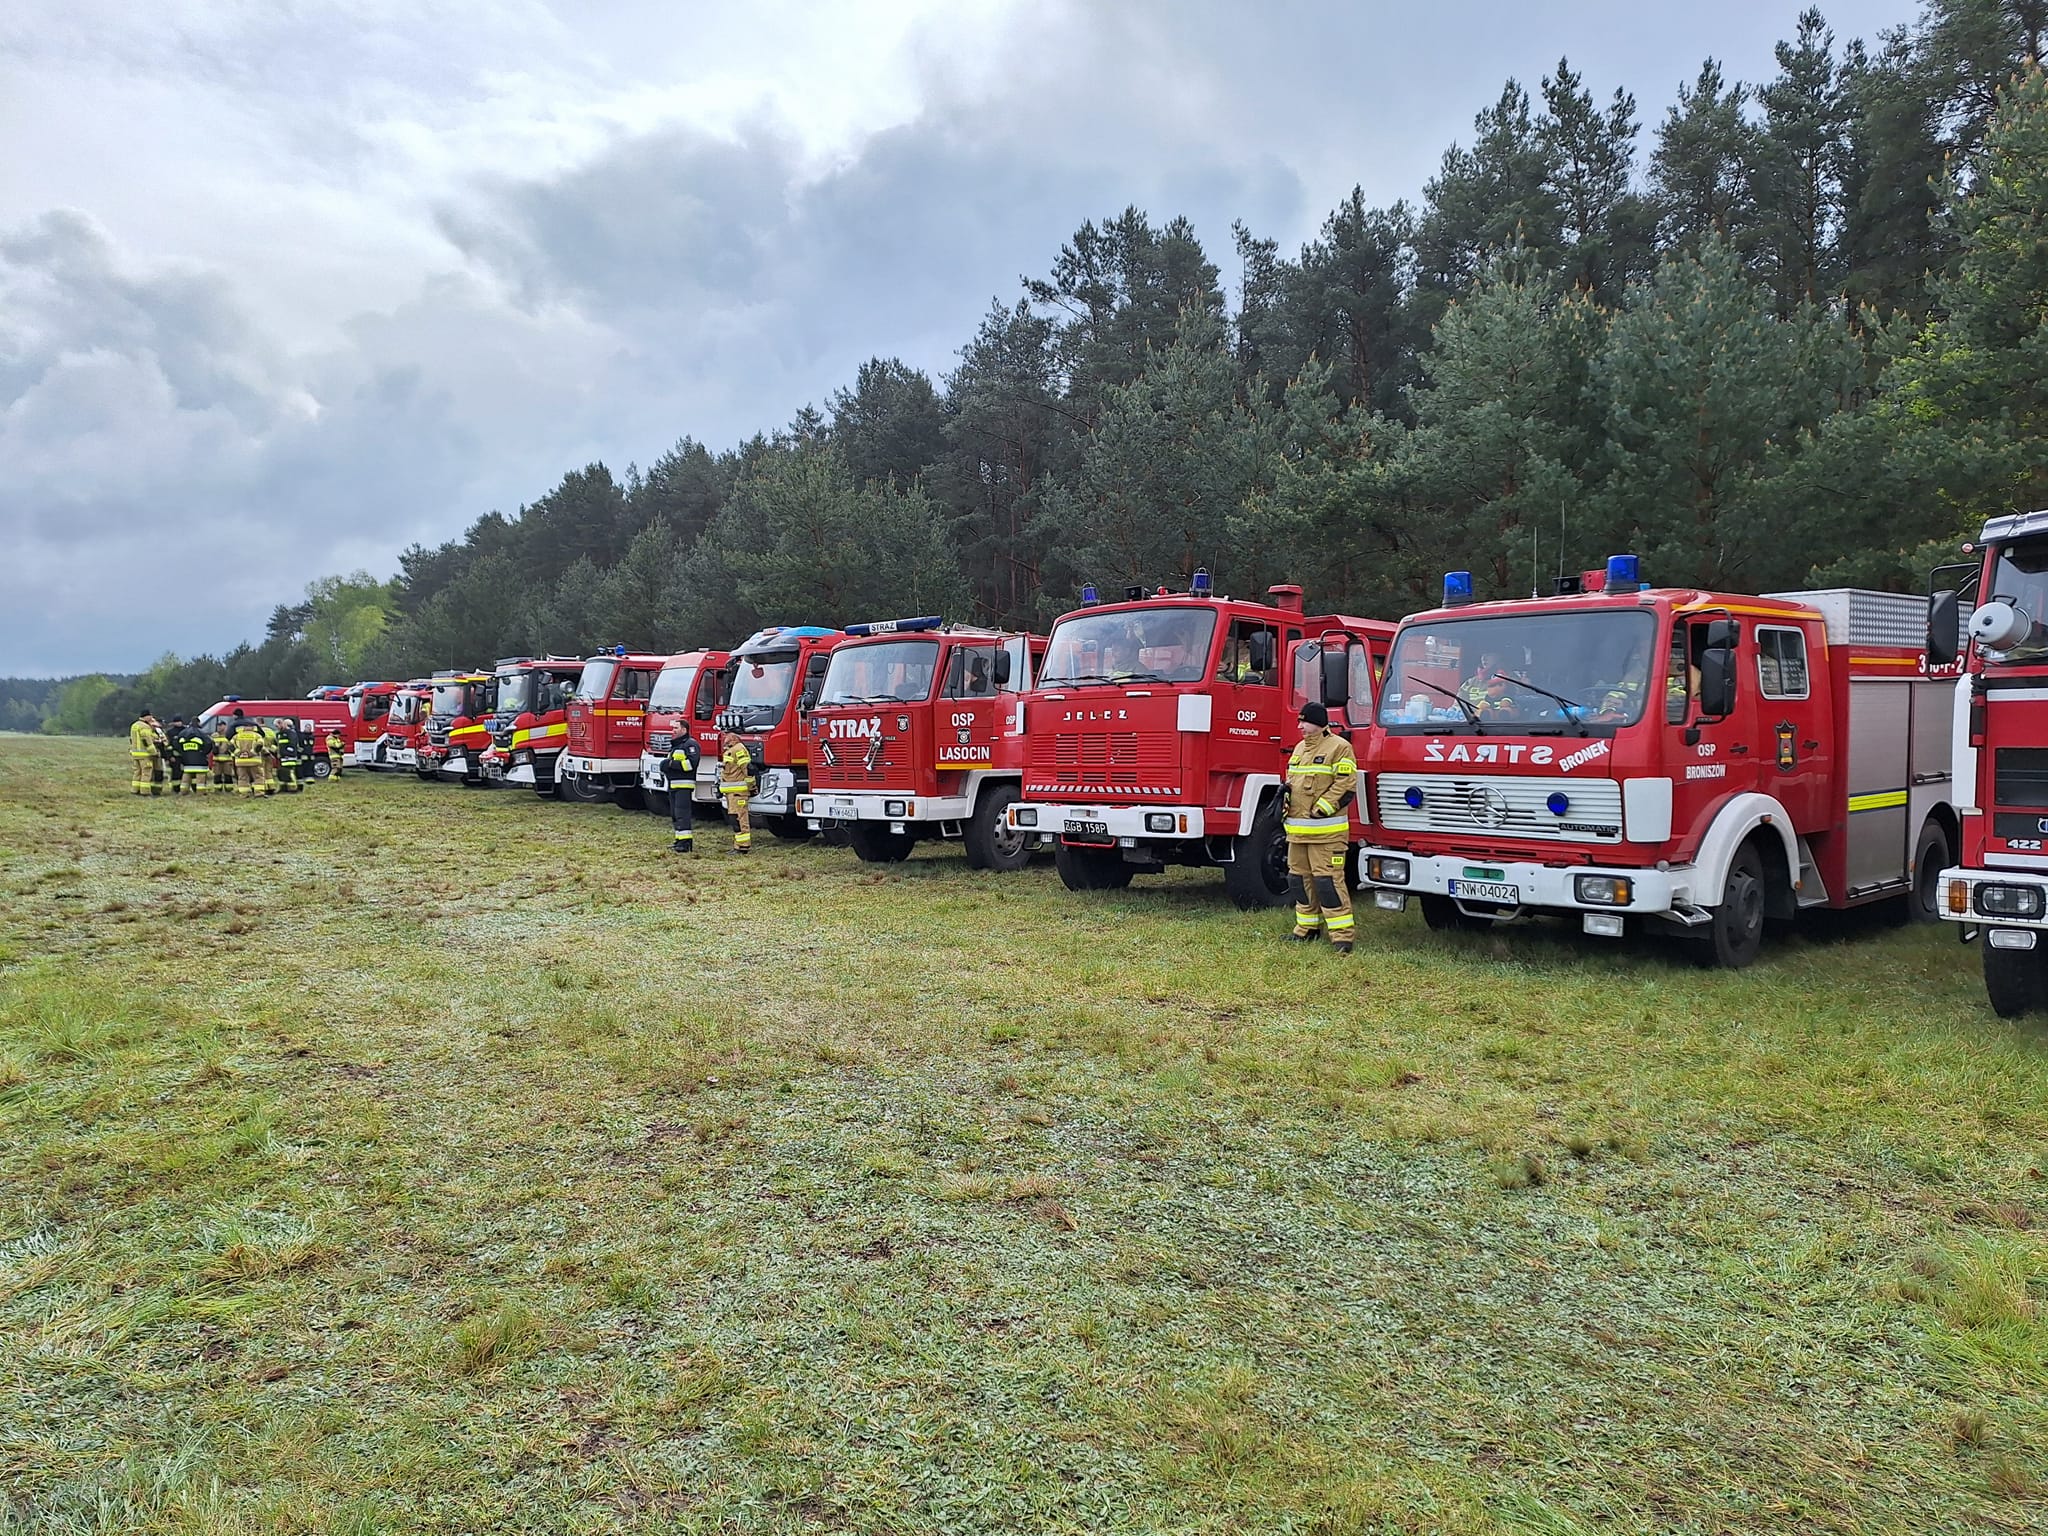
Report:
560,649,668,805
1358,558,1957,966
795,618,1047,868
712,625,847,839
480,655,585,796
635,649,733,807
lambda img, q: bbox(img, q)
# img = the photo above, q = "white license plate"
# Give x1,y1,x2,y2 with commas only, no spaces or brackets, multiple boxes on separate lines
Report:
1064,819,1110,838
1449,879,1519,904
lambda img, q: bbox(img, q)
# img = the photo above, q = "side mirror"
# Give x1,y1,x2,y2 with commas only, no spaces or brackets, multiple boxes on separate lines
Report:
1928,590,1961,666
1705,618,1739,650
798,689,817,714
992,650,1013,687
1699,646,1737,719
1247,631,1276,674
1320,646,1349,707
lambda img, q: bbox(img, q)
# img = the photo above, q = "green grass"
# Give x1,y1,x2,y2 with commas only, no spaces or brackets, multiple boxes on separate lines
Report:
1,731,2044,1533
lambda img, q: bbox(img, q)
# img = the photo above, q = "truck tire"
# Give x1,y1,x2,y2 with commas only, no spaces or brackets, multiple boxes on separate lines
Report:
1705,842,1768,969
1055,842,1134,892
612,785,646,812
309,758,332,782
559,771,607,804
1420,894,1488,932
415,765,437,782
1983,942,2048,1019
1909,820,1951,924
847,823,915,863
768,814,813,842
963,784,1031,872
1221,798,1290,910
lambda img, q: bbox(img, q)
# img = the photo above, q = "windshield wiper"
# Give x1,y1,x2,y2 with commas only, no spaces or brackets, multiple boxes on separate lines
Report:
1498,673,1591,734
1048,671,1172,688
1410,676,1482,729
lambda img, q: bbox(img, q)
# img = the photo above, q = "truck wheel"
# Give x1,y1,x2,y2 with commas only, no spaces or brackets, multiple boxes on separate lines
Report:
1221,799,1290,910
558,772,606,804
847,823,915,863
415,765,437,782
768,814,813,842
1054,842,1134,892
613,785,646,812
310,758,332,782
1983,942,2048,1019
964,784,1031,872
1420,894,1488,932
1909,821,1951,924
1706,843,1768,969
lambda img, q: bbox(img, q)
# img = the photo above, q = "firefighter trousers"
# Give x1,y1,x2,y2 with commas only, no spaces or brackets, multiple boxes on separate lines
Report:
181,767,211,796
1288,834,1354,946
235,760,261,796
720,787,752,849
131,751,163,795
668,783,695,850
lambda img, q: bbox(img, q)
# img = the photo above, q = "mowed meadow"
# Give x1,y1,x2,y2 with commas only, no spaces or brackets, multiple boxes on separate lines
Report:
0,732,2043,1535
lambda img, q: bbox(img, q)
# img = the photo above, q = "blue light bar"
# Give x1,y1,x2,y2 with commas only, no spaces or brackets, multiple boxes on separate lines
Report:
1606,554,1640,590
1080,584,1100,606
845,616,943,636
613,644,626,657
1443,571,1474,607
1191,568,1212,595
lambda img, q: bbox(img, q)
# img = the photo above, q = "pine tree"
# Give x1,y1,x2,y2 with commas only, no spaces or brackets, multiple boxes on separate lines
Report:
1650,60,1758,257
1750,9,1850,314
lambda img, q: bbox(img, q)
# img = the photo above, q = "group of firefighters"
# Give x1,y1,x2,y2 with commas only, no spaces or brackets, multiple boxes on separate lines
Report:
125,709,346,799
656,728,758,853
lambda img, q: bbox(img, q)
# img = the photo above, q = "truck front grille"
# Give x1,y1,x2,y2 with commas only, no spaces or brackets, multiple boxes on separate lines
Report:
1994,747,2048,808
1376,774,1625,843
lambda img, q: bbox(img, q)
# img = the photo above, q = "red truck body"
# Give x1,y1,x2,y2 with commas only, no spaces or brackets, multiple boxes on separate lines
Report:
418,669,493,782
479,655,586,796
796,618,1047,867
1010,580,1394,906
364,680,434,769
561,650,670,804
1927,510,2048,1015
635,650,734,806
197,696,355,780
711,626,849,836
1357,560,1956,966
345,682,400,768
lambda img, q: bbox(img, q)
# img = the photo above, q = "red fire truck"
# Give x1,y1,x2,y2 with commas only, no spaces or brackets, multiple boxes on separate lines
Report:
635,649,733,808
1356,557,1958,967
713,625,849,839
366,679,433,769
479,655,585,796
1008,576,1395,905
1927,510,2048,1015
345,681,400,768
197,696,355,780
559,649,670,805
417,669,493,783
793,617,1047,867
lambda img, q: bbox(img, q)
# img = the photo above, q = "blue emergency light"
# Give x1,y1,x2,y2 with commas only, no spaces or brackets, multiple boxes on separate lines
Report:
1404,785,1424,809
613,644,626,656
1080,584,1100,606
1443,571,1474,607
846,616,943,636
1547,791,1570,815
1191,568,1212,595
1605,554,1640,590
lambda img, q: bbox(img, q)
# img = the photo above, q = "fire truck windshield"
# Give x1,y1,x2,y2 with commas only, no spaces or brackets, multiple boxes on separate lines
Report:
1984,540,2048,662
432,681,476,717
496,672,537,715
729,655,799,712
1379,609,1661,732
647,665,699,713
1040,607,1217,686
818,640,940,704
390,694,420,725
574,658,617,703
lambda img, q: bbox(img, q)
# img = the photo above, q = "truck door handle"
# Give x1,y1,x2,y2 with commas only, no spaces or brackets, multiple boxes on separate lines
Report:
1730,745,1750,755
1802,740,1819,750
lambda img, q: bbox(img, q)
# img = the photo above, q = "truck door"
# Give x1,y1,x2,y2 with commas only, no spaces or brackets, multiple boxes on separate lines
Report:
1754,620,1831,831
1219,616,1286,759
940,642,1002,772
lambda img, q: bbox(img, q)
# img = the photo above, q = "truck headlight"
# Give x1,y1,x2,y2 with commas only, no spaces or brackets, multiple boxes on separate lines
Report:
797,797,814,815
1366,856,1409,885
885,800,907,817
1574,874,1634,906
1975,883,2044,918
1144,812,1174,833
1014,807,1038,828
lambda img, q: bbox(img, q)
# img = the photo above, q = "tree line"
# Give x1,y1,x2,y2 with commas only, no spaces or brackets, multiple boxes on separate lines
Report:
27,1,2048,734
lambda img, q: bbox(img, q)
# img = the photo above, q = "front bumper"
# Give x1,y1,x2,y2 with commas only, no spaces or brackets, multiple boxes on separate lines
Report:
437,750,472,778
640,751,719,804
1009,801,1208,843
1937,866,2048,944
798,789,972,830
747,767,797,815
560,753,639,781
1358,846,1687,926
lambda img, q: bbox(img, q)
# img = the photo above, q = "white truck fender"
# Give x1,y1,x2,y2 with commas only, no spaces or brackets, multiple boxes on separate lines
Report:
1233,774,1284,837
1689,793,1801,908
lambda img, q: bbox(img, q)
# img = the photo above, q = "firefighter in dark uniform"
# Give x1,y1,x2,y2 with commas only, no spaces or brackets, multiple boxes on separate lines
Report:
274,722,305,793
1284,702,1359,952
661,730,702,852
171,718,214,797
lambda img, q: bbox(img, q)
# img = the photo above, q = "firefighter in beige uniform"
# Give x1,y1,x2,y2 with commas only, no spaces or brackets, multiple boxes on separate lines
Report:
718,736,755,853
1284,702,1358,952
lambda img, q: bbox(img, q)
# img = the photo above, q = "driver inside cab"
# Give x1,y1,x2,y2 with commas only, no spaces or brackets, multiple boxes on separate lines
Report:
1457,650,1515,717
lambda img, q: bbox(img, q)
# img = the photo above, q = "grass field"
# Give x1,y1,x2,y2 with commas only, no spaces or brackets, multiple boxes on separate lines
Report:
0,732,2044,1534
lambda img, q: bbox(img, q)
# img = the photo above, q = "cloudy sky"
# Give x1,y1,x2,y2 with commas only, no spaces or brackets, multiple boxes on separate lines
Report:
1,0,1916,678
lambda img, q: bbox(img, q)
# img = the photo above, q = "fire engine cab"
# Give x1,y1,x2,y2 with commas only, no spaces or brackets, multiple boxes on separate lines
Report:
560,649,669,804
795,617,1047,868
636,650,733,807
418,669,492,782
714,625,848,839
367,680,433,769
1009,575,1394,906
1928,509,2048,1016
345,681,399,768
480,655,585,796
1358,557,1958,967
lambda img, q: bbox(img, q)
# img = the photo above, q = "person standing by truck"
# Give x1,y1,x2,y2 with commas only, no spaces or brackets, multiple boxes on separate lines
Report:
718,735,755,853
661,730,702,853
324,728,346,777
230,716,268,798
128,709,167,796
1283,702,1359,953
171,718,214,797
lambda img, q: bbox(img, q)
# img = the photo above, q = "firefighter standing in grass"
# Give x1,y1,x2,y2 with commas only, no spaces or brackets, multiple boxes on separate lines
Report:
210,721,236,792
231,716,268,798
324,729,345,776
661,729,702,853
128,709,167,795
274,723,305,793
718,735,755,853
171,718,214,797
1284,702,1358,953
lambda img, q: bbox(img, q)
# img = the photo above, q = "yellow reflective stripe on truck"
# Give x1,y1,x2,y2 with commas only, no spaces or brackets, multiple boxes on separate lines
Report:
1848,789,1908,812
